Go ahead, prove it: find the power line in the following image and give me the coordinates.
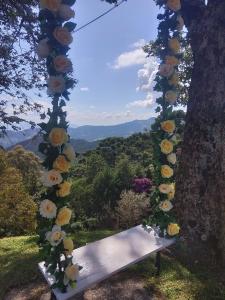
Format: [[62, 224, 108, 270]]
[[74, 0, 127, 33]]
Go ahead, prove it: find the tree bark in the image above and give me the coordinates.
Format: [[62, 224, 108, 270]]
[[176, 2, 225, 263]]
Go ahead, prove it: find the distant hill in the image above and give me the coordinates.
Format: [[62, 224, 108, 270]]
[[68, 118, 154, 142], [0, 118, 154, 151], [9, 135, 99, 154], [0, 128, 39, 149]]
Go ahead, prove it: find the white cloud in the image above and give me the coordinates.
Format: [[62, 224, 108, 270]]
[[136, 57, 159, 93], [80, 87, 89, 92], [127, 94, 154, 108], [110, 39, 147, 69]]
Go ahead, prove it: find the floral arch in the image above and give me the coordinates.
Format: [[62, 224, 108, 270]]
[[37, 0, 181, 293]]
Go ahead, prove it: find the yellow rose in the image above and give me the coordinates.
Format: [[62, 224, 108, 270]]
[[46, 225, 65, 246], [159, 184, 172, 194], [59, 4, 75, 21], [160, 139, 173, 154], [166, 0, 181, 12], [53, 155, 71, 173], [63, 238, 74, 255], [40, 0, 61, 12], [168, 73, 179, 86], [161, 120, 175, 134], [165, 90, 177, 104], [65, 264, 79, 281], [57, 181, 71, 197], [159, 200, 173, 212], [167, 223, 180, 236], [161, 165, 174, 178], [55, 207, 72, 226], [165, 56, 180, 66], [177, 15, 184, 31], [168, 38, 181, 54], [53, 55, 72, 73], [53, 27, 73, 46], [49, 128, 68, 147], [63, 143, 76, 161]]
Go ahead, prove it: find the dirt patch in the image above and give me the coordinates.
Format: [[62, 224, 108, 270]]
[[4, 272, 158, 300]]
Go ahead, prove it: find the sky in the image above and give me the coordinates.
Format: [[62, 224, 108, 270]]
[[37, 0, 161, 127]]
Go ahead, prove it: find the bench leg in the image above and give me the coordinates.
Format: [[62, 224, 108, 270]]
[[155, 251, 161, 276], [50, 291, 56, 300]]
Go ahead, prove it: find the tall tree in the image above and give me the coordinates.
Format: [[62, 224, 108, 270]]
[[173, 0, 225, 262], [0, 0, 44, 133]]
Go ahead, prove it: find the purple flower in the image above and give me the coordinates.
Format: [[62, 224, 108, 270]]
[[133, 177, 152, 193]]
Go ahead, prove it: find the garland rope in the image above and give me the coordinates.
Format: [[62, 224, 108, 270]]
[[37, 0, 81, 292], [145, 0, 183, 237]]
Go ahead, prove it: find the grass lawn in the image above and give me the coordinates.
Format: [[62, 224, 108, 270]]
[[0, 230, 225, 300]]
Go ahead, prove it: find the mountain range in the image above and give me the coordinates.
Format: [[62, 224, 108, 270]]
[[0, 118, 154, 153]]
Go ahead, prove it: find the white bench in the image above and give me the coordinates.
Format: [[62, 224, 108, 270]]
[[39, 225, 175, 300]]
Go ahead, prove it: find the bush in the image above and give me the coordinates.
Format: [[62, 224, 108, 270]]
[[0, 166, 37, 236], [116, 190, 150, 229]]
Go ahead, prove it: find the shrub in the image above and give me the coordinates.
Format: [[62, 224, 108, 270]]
[[133, 177, 152, 193], [0, 166, 37, 236], [116, 190, 150, 228]]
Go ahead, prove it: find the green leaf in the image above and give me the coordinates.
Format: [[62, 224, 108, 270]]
[[64, 22, 77, 32], [62, 0, 76, 6]]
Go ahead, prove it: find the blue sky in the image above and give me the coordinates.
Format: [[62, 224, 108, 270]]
[[41, 0, 160, 126]]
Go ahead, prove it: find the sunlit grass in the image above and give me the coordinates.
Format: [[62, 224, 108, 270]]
[[0, 231, 224, 299]]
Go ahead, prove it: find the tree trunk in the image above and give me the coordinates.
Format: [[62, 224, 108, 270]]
[[176, 3, 225, 263]]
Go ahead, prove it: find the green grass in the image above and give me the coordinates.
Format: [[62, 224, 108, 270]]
[[0, 230, 225, 300]]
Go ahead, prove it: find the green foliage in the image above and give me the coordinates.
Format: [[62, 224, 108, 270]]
[[6, 145, 42, 196], [0, 149, 37, 236], [85, 153, 106, 183]]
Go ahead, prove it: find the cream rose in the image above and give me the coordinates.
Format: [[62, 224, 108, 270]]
[[53, 55, 72, 73], [165, 90, 177, 104], [49, 127, 68, 147], [64, 264, 79, 285], [47, 76, 65, 95], [53, 26, 73, 46], [159, 200, 173, 212], [37, 38, 50, 58], [167, 153, 177, 165], [41, 169, 63, 187], [159, 64, 174, 78], [59, 4, 75, 21], [46, 225, 65, 246], [39, 199, 57, 219], [159, 184, 173, 194], [63, 143, 76, 161]]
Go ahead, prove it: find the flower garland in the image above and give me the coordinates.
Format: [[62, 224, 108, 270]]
[[145, 0, 183, 237], [37, 0, 81, 292]]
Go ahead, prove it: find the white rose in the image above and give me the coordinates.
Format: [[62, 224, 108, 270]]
[[37, 38, 50, 58], [167, 153, 177, 165], [159, 200, 173, 212], [46, 225, 66, 246], [47, 75, 66, 95], [41, 169, 63, 187], [39, 199, 57, 219], [59, 4, 75, 21]]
